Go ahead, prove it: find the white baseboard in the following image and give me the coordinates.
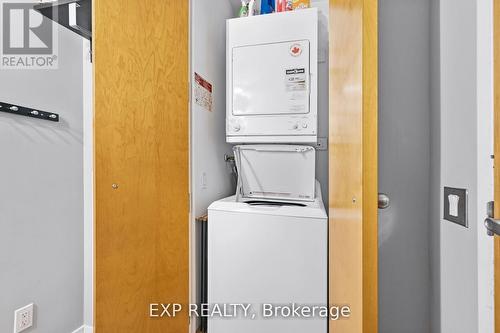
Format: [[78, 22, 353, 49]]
[[71, 325, 93, 333]]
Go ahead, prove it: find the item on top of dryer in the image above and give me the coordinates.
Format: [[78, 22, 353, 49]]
[[234, 144, 316, 203], [276, 0, 292, 11], [248, 0, 256, 16], [239, 0, 249, 17], [207, 181, 327, 333], [248, 0, 261, 16], [275, 0, 284, 11], [260, 0, 275, 14], [226, 8, 318, 143], [292, 0, 310, 9]]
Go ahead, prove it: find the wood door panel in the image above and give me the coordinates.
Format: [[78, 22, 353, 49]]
[[329, 1, 377, 332], [362, 1, 378, 331], [94, 1, 189, 332]]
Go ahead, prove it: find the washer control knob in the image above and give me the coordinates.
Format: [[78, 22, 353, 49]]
[[302, 123, 308, 128], [233, 124, 241, 132]]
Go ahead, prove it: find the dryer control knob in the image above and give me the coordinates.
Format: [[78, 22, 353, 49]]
[[233, 124, 241, 132], [302, 123, 308, 128]]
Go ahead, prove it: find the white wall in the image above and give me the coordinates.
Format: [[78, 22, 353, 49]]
[[439, 1, 478, 331], [190, 1, 236, 331], [0, 18, 85, 333], [82, 39, 93, 332], [378, 1, 431, 332], [476, 1, 494, 331], [438, 1, 494, 332]]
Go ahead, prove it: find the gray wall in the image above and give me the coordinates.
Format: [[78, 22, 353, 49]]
[[429, 0, 441, 332], [378, 1, 431, 332], [311, 0, 329, 203], [0, 24, 84, 333]]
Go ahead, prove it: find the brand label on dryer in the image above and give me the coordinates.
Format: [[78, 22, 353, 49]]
[[286, 68, 306, 75]]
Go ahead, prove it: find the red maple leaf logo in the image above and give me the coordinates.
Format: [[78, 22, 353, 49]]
[[292, 46, 300, 54]]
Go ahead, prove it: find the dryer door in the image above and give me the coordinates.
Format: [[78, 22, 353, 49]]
[[232, 39, 310, 116]]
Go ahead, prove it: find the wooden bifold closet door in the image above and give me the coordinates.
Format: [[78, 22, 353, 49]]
[[93, 1, 189, 332], [329, 0, 378, 332]]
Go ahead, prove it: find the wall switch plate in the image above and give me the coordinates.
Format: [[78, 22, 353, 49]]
[[14, 303, 34, 333], [315, 137, 328, 151], [201, 172, 208, 189], [443, 187, 468, 227]]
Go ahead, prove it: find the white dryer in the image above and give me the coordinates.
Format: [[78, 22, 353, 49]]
[[226, 8, 318, 143], [207, 182, 327, 333]]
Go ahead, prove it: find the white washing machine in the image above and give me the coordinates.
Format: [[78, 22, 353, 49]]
[[207, 182, 327, 333]]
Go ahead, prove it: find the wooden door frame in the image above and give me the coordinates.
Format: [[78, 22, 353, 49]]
[[329, 1, 378, 332]]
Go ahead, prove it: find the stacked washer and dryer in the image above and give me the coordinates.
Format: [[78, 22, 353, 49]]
[[207, 8, 327, 333]]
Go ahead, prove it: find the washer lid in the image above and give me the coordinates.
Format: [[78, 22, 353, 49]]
[[208, 181, 327, 220]]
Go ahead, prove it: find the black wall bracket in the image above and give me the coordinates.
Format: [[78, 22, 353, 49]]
[[0, 101, 60, 122], [34, 0, 92, 40]]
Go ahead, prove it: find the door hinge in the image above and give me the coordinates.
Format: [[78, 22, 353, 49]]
[[189, 192, 192, 213], [487, 201, 495, 218]]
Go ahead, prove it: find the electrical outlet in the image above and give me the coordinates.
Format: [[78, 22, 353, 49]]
[[14, 303, 33, 333], [315, 137, 328, 151]]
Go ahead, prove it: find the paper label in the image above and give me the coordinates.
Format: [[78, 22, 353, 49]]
[[194, 72, 213, 112], [285, 69, 307, 92], [285, 68, 307, 113]]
